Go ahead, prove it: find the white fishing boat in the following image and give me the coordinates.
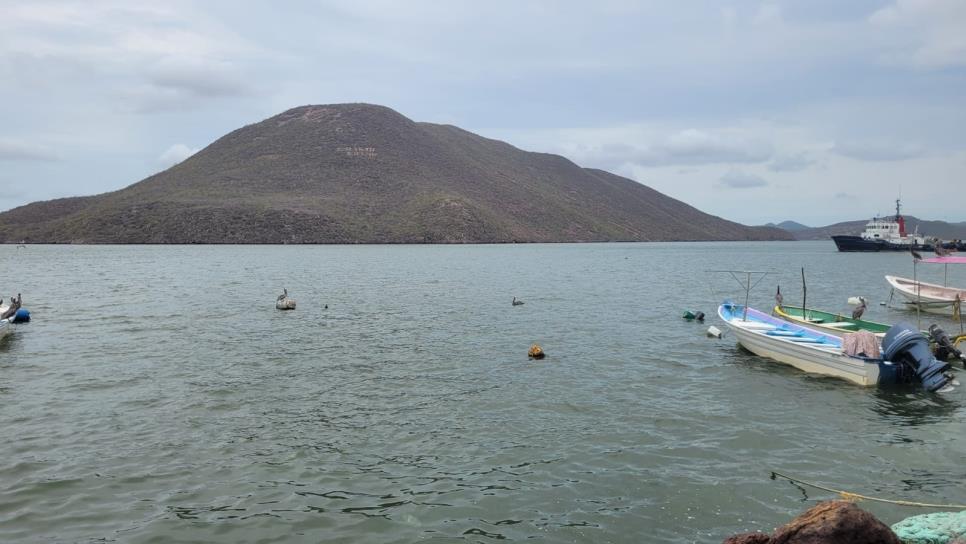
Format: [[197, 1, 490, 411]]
[[886, 256, 966, 317], [0, 318, 9, 340], [717, 302, 952, 391]]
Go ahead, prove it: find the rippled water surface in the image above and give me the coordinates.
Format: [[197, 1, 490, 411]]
[[2, 242, 965, 543]]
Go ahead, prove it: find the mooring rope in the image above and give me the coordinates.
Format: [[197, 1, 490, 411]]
[[770, 471, 966, 509]]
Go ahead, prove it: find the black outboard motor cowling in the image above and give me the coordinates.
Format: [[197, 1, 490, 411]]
[[929, 324, 965, 363], [882, 322, 952, 392]]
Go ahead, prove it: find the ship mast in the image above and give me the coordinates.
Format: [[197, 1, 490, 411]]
[[895, 198, 906, 237]]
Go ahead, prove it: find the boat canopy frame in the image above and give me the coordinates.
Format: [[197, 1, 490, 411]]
[[708, 270, 777, 321]]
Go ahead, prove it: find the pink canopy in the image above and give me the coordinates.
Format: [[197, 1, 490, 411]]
[[921, 256, 966, 264]]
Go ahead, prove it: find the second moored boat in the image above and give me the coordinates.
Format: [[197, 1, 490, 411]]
[[773, 304, 890, 338]]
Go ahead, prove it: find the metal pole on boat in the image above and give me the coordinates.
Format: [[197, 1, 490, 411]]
[[957, 294, 963, 334], [801, 267, 807, 322], [915, 257, 921, 331], [743, 272, 750, 321], [958, 294, 963, 335]]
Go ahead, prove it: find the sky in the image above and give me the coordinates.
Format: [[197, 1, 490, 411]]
[[1, 0, 964, 226]]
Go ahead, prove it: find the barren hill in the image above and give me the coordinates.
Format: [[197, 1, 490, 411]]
[[0, 104, 792, 244]]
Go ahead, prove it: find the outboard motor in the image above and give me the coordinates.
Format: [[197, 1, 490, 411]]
[[929, 324, 965, 363], [882, 322, 952, 392]]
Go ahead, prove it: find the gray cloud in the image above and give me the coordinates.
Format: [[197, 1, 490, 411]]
[[148, 58, 253, 98], [0, 140, 57, 161], [870, 0, 966, 68], [0, 185, 25, 199], [653, 129, 773, 165], [123, 59, 258, 113], [159, 143, 199, 168], [719, 170, 768, 188], [579, 129, 773, 168], [1, 4, 259, 114], [768, 152, 815, 172], [831, 141, 927, 161]]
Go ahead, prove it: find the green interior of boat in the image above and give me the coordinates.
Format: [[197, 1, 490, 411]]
[[775, 305, 890, 333]]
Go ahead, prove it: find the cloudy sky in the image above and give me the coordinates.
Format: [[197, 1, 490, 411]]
[[1, 0, 964, 226]]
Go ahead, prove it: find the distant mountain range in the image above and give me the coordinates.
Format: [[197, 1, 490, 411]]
[[764, 220, 810, 232], [0, 103, 792, 244], [770, 217, 966, 241]]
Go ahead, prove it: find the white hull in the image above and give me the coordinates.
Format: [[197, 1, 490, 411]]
[[0, 319, 9, 340], [719, 306, 882, 386], [886, 275, 965, 316]]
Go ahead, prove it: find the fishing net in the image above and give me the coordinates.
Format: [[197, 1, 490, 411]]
[[891, 511, 966, 544]]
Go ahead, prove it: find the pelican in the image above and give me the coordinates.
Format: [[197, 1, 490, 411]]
[[911, 249, 923, 261], [276, 288, 296, 310], [934, 238, 949, 257], [775, 285, 783, 307], [0, 294, 21, 320], [512, 297, 524, 306], [852, 297, 867, 320]]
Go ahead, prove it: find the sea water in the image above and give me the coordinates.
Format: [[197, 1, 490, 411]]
[[1, 241, 964, 543]]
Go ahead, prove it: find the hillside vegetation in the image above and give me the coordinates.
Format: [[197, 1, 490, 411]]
[[0, 104, 792, 244]]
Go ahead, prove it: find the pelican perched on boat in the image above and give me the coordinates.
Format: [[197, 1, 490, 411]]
[[0, 294, 21, 321], [852, 297, 867, 320]]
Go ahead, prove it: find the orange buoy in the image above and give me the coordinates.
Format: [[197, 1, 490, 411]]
[[528, 344, 545, 359]]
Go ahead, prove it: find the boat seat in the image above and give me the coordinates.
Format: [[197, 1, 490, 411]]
[[823, 322, 857, 329], [766, 330, 803, 337], [738, 322, 776, 330], [786, 337, 826, 344]]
